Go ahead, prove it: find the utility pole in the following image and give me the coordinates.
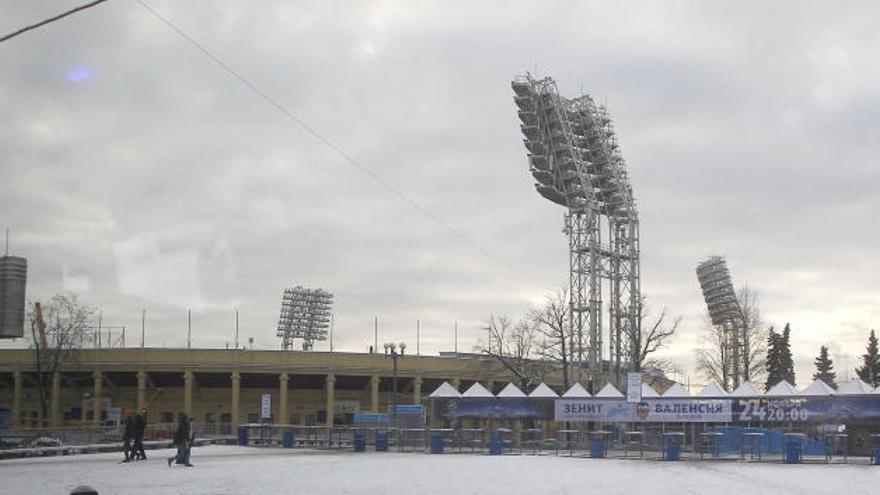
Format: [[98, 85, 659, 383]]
[[187, 309, 192, 349]]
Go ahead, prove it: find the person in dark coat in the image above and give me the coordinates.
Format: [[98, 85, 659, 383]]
[[133, 408, 148, 460], [121, 410, 134, 462], [168, 414, 193, 467]]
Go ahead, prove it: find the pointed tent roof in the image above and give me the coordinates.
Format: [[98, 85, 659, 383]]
[[662, 383, 691, 398], [497, 383, 526, 398], [562, 383, 591, 398], [696, 383, 728, 397], [640, 383, 659, 398], [595, 383, 624, 398], [529, 383, 559, 398], [429, 381, 461, 398], [874, 386, 880, 394], [462, 382, 494, 398], [731, 382, 763, 397], [766, 380, 798, 396], [837, 379, 874, 395], [800, 379, 835, 396]]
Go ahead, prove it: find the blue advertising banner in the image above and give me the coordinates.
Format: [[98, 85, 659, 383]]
[[555, 399, 731, 423], [431, 396, 880, 424], [732, 397, 880, 423]]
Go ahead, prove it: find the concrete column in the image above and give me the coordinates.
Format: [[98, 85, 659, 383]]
[[230, 371, 241, 426], [92, 370, 103, 422], [136, 370, 147, 410], [12, 369, 22, 427], [50, 371, 61, 426], [325, 373, 336, 427], [279, 372, 289, 424], [183, 370, 194, 418], [412, 376, 423, 404], [370, 374, 380, 412], [486, 380, 495, 395], [452, 378, 461, 391]]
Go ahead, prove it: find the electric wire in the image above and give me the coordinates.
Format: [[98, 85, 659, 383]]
[[0, 0, 111, 44]]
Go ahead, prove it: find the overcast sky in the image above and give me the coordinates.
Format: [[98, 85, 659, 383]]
[[2, 0, 878, 387]]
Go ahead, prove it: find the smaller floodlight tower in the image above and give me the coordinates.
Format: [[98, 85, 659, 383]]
[[276, 286, 334, 351], [696, 256, 746, 389]]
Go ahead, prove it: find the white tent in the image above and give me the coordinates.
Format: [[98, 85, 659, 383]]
[[766, 380, 798, 396], [874, 386, 880, 394], [562, 383, 591, 398], [800, 379, 835, 396], [662, 383, 691, 398], [641, 383, 659, 398], [462, 382, 495, 398], [731, 382, 763, 397], [595, 383, 624, 398], [497, 383, 526, 398], [836, 379, 874, 395], [428, 381, 461, 398], [529, 383, 559, 398], [696, 383, 728, 397]]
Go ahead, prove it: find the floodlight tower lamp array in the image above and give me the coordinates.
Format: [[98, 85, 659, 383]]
[[512, 74, 641, 389]]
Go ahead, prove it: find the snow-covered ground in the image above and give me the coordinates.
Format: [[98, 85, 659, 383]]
[[2, 445, 878, 495]]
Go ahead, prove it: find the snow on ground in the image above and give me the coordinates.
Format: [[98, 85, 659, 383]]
[[1, 445, 878, 495]]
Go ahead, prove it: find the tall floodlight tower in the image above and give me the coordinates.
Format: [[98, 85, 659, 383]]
[[511, 74, 640, 388], [696, 256, 745, 390], [276, 286, 334, 351]]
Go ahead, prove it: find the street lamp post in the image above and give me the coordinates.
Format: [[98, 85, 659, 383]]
[[384, 342, 406, 425]]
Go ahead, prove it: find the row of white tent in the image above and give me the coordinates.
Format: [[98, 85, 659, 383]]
[[428, 378, 880, 399]]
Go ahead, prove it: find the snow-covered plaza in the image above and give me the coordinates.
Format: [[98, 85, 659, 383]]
[[2, 445, 879, 495]]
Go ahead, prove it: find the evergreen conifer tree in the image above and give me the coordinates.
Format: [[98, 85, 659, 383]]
[[780, 323, 795, 386], [812, 345, 836, 389], [855, 329, 880, 387], [764, 326, 781, 391]]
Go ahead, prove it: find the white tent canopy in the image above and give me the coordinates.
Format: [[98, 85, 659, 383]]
[[529, 383, 559, 398], [428, 381, 461, 398], [662, 383, 691, 398], [766, 380, 798, 396], [640, 383, 659, 398], [497, 383, 526, 398], [696, 383, 728, 397], [731, 382, 763, 397], [800, 379, 835, 396], [836, 379, 874, 395], [595, 383, 624, 398], [562, 383, 591, 398], [461, 382, 495, 398]]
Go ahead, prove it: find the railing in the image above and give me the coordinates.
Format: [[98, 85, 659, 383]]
[[0, 422, 234, 451]]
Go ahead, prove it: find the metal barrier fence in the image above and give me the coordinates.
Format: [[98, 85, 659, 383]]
[[235, 423, 879, 464], [0, 422, 233, 451]]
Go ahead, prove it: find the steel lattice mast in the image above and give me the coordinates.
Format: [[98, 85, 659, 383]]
[[276, 286, 334, 351], [511, 74, 641, 388]]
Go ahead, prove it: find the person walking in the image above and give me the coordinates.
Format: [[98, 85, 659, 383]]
[[133, 408, 148, 460], [121, 410, 134, 463], [168, 414, 194, 467]]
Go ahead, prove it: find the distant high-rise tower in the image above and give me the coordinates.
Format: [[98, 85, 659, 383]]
[[0, 255, 27, 339]]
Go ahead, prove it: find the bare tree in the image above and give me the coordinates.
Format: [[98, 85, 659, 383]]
[[696, 315, 730, 389], [528, 290, 572, 390], [29, 293, 94, 422], [738, 286, 767, 383], [477, 315, 547, 391], [630, 297, 681, 373], [695, 286, 767, 391]]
